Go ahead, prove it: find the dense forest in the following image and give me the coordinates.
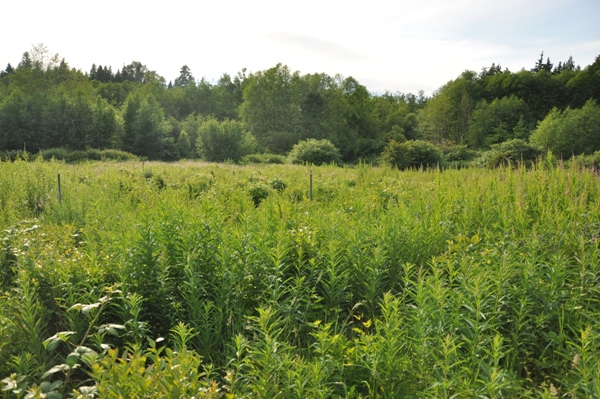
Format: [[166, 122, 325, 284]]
[[1, 44, 599, 164]]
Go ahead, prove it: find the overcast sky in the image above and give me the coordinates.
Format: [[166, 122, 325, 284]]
[[1, 0, 599, 96]]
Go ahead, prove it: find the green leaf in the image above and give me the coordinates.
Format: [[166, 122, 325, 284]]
[[44, 339, 60, 352], [49, 381, 63, 391], [68, 303, 84, 312], [43, 332, 76, 351], [47, 391, 63, 399], [96, 324, 125, 336], [66, 353, 79, 368], [42, 364, 70, 379], [66, 346, 97, 367], [40, 380, 62, 392]]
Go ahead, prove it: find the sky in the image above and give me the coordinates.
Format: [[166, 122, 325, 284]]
[[1, 0, 599, 96]]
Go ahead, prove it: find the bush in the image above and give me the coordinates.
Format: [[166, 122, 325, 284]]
[[100, 149, 139, 162], [381, 140, 442, 170], [287, 139, 342, 166], [39, 148, 69, 161], [269, 178, 287, 192], [440, 144, 479, 162], [248, 184, 269, 207], [66, 149, 102, 163], [36, 148, 138, 163], [241, 153, 286, 164], [529, 99, 600, 158], [478, 139, 542, 168]]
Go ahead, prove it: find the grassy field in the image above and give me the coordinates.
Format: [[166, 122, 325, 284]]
[[0, 159, 599, 398]]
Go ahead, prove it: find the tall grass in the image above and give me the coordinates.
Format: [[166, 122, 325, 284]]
[[0, 159, 599, 397]]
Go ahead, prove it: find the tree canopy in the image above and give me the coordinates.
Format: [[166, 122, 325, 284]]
[[1, 45, 599, 163]]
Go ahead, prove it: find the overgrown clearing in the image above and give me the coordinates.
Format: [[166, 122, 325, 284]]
[[1, 160, 599, 398]]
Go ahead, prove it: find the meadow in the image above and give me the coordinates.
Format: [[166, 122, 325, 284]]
[[0, 159, 599, 398]]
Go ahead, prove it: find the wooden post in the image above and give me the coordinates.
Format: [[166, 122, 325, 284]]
[[57, 174, 62, 203], [309, 169, 313, 201]]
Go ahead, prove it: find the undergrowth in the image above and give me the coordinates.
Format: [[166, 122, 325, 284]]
[[0, 159, 599, 398]]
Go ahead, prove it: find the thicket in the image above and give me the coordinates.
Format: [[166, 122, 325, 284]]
[[0, 160, 599, 398]]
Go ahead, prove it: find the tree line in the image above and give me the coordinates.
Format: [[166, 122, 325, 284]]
[[1, 44, 599, 163]]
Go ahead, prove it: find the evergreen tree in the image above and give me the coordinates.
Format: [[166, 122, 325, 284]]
[[564, 56, 576, 71], [0, 63, 14, 78], [17, 52, 32, 70], [89, 64, 97, 80], [543, 57, 553, 72], [532, 52, 545, 73], [174, 65, 194, 87], [97, 65, 105, 81]]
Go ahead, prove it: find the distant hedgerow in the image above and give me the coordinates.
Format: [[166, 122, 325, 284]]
[[241, 153, 286, 164]]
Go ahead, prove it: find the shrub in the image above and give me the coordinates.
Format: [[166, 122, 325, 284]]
[[66, 149, 102, 163], [440, 144, 479, 162], [381, 139, 442, 170], [241, 153, 286, 164], [34, 148, 138, 163], [478, 139, 542, 168], [287, 139, 342, 166], [248, 184, 269, 206], [39, 148, 69, 161], [100, 149, 139, 162], [269, 178, 287, 192]]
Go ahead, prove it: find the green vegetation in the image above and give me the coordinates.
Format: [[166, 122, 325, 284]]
[[1, 159, 599, 398], [195, 118, 256, 163], [530, 99, 600, 158], [2, 45, 600, 165], [381, 139, 443, 170], [287, 138, 342, 165], [478, 139, 543, 168]]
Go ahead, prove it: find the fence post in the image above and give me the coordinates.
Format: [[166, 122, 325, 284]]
[[57, 174, 62, 203], [309, 169, 313, 201]]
